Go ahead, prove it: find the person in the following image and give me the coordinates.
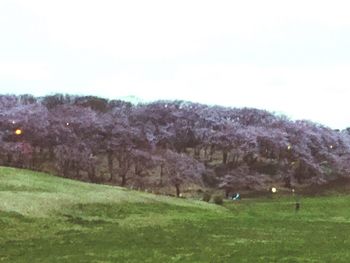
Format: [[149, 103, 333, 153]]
[[232, 193, 240, 200], [295, 195, 300, 212]]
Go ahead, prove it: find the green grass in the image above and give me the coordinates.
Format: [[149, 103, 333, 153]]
[[1, 167, 350, 262]]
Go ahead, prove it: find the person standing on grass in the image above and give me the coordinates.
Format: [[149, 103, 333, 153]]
[[293, 190, 300, 212]]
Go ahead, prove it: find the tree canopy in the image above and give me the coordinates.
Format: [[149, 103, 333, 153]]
[[1, 94, 350, 196]]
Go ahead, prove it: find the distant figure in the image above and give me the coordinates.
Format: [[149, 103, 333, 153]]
[[295, 195, 300, 212], [232, 193, 240, 200]]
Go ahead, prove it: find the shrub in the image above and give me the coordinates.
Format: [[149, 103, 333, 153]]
[[202, 192, 211, 202], [213, 195, 223, 205]]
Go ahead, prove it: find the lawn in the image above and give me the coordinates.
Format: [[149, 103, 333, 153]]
[[1, 166, 350, 262]]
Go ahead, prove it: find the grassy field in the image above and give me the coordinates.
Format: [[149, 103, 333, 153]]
[[1, 167, 350, 262]]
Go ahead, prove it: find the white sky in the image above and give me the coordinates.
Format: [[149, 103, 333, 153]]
[[1, 0, 350, 129]]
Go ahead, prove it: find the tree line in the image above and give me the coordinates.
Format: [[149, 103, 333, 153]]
[[1, 94, 350, 196]]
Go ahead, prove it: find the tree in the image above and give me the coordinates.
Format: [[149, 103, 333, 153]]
[[1, 94, 350, 194], [54, 143, 98, 182], [161, 150, 205, 197], [218, 165, 266, 197]]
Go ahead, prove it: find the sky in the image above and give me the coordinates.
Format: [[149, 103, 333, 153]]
[[1, 0, 350, 129]]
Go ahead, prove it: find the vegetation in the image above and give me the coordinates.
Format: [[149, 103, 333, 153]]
[[1, 94, 350, 196], [202, 192, 211, 202], [2, 167, 350, 262], [213, 194, 224, 205]]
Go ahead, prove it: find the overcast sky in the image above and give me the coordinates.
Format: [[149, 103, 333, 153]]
[[1, 0, 350, 129]]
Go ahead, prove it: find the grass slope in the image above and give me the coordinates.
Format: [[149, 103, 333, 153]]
[[1, 167, 350, 262]]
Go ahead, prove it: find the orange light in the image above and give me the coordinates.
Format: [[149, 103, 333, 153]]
[[15, 129, 22, 135]]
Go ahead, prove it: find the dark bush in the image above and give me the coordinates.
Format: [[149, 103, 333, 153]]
[[213, 195, 223, 205], [202, 192, 211, 202]]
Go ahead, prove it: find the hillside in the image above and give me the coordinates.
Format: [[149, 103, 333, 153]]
[[1, 94, 350, 196], [2, 167, 350, 262], [0, 166, 220, 217]]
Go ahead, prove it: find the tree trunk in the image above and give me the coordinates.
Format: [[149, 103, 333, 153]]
[[87, 159, 97, 182], [209, 145, 215, 161], [284, 175, 291, 188], [118, 152, 131, 187], [222, 150, 228, 164], [75, 168, 80, 179], [121, 174, 127, 186], [135, 162, 142, 177], [39, 147, 44, 161], [49, 147, 55, 161], [6, 153, 12, 164], [88, 169, 96, 182], [159, 164, 164, 186], [32, 147, 38, 168], [63, 162, 69, 177], [175, 184, 180, 197], [225, 188, 230, 198], [107, 151, 114, 181], [194, 147, 200, 159]]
